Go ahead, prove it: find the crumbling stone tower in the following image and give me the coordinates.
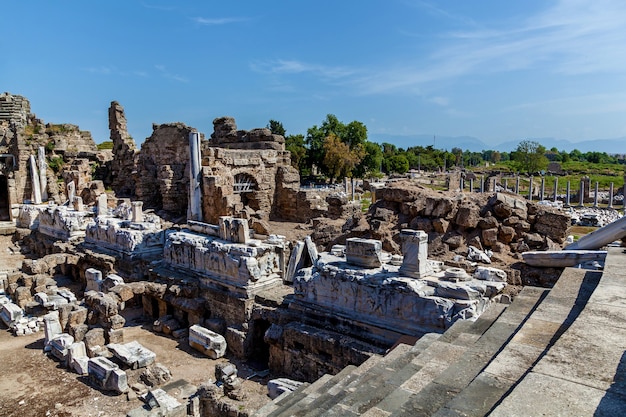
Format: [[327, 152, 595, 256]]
[[108, 101, 137, 197], [200, 116, 300, 223]]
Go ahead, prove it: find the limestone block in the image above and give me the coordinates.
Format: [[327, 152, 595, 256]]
[[108, 341, 156, 369], [140, 363, 172, 388], [69, 323, 89, 342], [1, 302, 23, 327], [108, 314, 126, 330], [88, 356, 128, 393], [68, 341, 87, 370], [435, 282, 482, 300], [71, 356, 89, 375], [345, 238, 383, 268], [49, 333, 75, 363], [474, 266, 507, 282], [14, 286, 33, 308], [102, 274, 124, 293], [268, 378, 305, 399], [67, 306, 88, 328], [85, 268, 103, 292], [106, 328, 125, 345], [43, 311, 62, 346], [84, 328, 106, 353], [189, 324, 227, 359], [145, 389, 182, 413]]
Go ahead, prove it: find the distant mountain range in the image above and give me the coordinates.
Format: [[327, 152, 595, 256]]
[[369, 133, 626, 154]]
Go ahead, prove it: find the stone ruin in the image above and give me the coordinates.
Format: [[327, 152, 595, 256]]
[[0, 93, 594, 416]]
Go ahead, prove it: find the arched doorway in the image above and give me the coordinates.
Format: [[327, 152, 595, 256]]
[[233, 173, 258, 209], [0, 175, 9, 221]]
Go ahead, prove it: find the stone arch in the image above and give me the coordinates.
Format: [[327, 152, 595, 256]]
[[233, 172, 259, 209]]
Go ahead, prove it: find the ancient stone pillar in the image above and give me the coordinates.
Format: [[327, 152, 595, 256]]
[[188, 130, 202, 221], [593, 182, 599, 207], [480, 176, 484, 193], [503, 178, 508, 192], [460, 177, 464, 192], [528, 176, 533, 201], [29, 155, 42, 204], [609, 183, 614, 208], [351, 178, 355, 201], [565, 181, 571, 207], [515, 176, 520, 194], [578, 181, 585, 207], [67, 181, 76, 205], [97, 193, 108, 217], [399, 229, 431, 279], [219, 216, 248, 244], [469, 178, 474, 193], [38, 146, 48, 202], [553, 177, 558, 202], [73, 196, 84, 212], [131, 201, 143, 222], [540, 177, 545, 201]]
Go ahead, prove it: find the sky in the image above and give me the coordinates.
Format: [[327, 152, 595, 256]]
[[2, 0, 626, 148]]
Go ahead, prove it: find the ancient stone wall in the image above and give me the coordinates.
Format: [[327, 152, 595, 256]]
[[135, 123, 194, 216], [200, 117, 301, 223], [362, 181, 571, 266], [108, 101, 137, 197]]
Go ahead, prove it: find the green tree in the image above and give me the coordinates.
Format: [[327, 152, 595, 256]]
[[383, 154, 409, 174], [512, 140, 549, 173], [355, 141, 383, 177], [267, 120, 286, 136], [322, 133, 366, 182], [306, 114, 369, 178], [285, 134, 308, 175]]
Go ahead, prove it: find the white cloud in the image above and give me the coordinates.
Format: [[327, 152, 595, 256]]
[[192, 16, 249, 25], [250, 59, 355, 80], [155, 65, 189, 83], [356, 0, 626, 93]]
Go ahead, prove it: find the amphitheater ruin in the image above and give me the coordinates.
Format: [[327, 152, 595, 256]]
[[1, 92, 625, 416]]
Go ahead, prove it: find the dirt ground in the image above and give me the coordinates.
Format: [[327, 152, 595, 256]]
[[0, 235, 272, 417]]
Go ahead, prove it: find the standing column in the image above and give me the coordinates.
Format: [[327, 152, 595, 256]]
[[609, 183, 614, 208], [38, 147, 48, 202], [578, 181, 585, 207], [469, 178, 474, 193], [515, 176, 520, 194], [480, 176, 484, 193], [460, 177, 464, 192], [540, 177, 545, 201], [528, 176, 533, 201], [553, 177, 559, 202], [131, 201, 144, 223], [398, 230, 431, 279], [593, 182, 599, 207], [504, 178, 508, 192], [29, 155, 42, 204], [351, 178, 355, 201], [188, 130, 203, 221], [565, 181, 571, 207]]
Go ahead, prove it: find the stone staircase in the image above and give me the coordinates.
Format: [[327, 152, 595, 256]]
[[254, 254, 626, 417]]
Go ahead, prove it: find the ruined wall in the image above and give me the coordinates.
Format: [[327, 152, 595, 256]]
[[108, 101, 137, 197], [363, 181, 571, 263], [135, 123, 194, 216], [200, 117, 301, 223]]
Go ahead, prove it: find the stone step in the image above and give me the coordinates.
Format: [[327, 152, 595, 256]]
[[328, 302, 508, 417], [313, 334, 446, 417], [435, 268, 602, 417], [253, 381, 314, 417], [386, 286, 548, 417], [265, 365, 359, 417]]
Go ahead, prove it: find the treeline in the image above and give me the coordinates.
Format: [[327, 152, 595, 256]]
[[273, 116, 626, 180]]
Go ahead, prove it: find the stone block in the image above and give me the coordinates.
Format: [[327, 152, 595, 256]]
[[106, 328, 125, 344], [108, 341, 156, 369], [85, 268, 103, 292], [69, 323, 89, 342], [49, 333, 75, 364], [268, 378, 305, 399], [345, 238, 383, 268], [84, 328, 106, 352], [43, 310, 62, 346], [189, 324, 227, 359], [1, 302, 23, 327], [88, 356, 127, 393], [71, 356, 89, 375]]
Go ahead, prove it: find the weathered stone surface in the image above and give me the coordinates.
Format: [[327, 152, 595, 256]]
[[108, 341, 156, 369], [189, 324, 227, 359], [140, 363, 172, 387]]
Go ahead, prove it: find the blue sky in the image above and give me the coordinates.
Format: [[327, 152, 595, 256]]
[[2, 0, 626, 148]]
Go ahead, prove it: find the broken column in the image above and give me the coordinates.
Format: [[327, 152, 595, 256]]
[[85, 268, 103, 292], [218, 216, 248, 244], [29, 154, 42, 204], [131, 201, 143, 223], [189, 325, 227, 359], [188, 130, 202, 221], [38, 146, 48, 202], [97, 193, 108, 217], [73, 196, 84, 212], [398, 229, 431, 279], [67, 181, 76, 205]]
